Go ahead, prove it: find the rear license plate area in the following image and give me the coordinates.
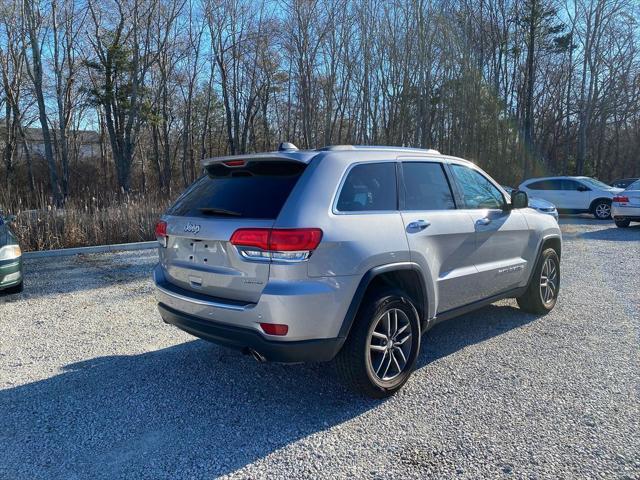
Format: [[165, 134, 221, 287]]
[[187, 240, 225, 266]]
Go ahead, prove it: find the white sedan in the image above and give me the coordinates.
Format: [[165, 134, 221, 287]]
[[612, 180, 640, 228]]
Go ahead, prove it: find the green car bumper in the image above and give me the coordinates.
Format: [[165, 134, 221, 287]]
[[0, 257, 23, 289]]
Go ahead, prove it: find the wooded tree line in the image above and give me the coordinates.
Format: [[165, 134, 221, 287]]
[[1, 0, 639, 207]]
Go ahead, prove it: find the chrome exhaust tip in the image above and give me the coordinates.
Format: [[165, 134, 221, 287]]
[[245, 348, 266, 363]]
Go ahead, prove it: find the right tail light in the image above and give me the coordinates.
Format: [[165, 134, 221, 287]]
[[230, 228, 323, 262]]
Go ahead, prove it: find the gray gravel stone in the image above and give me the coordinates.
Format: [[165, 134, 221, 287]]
[[0, 217, 638, 479]]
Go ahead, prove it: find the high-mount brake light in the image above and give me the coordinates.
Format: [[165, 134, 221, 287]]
[[613, 196, 629, 203], [223, 160, 246, 167], [230, 228, 323, 262], [155, 220, 168, 247]]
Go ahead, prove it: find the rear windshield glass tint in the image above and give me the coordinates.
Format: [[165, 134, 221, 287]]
[[402, 162, 456, 210], [167, 161, 306, 219], [626, 180, 640, 190], [336, 162, 397, 211]]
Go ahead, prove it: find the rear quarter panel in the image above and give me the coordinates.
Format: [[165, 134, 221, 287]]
[[275, 151, 411, 278]]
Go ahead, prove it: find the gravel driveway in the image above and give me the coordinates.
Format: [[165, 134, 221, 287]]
[[1, 218, 638, 479]]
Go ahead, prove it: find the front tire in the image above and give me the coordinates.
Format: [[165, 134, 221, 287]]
[[615, 218, 631, 228], [592, 200, 612, 220], [336, 288, 421, 398], [517, 248, 560, 314]]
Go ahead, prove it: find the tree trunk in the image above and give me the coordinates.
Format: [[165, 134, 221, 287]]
[[523, 0, 538, 179], [24, 0, 62, 205]]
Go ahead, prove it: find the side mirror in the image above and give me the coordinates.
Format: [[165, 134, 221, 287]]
[[577, 185, 590, 192], [511, 190, 528, 209]]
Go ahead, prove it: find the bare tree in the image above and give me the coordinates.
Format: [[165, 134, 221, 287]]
[[3, 0, 640, 209], [86, 0, 160, 192], [51, 0, 86, 199], [0, 4, 29, 189], [179, 0, 205, 185], [23, 0, 63, 205]]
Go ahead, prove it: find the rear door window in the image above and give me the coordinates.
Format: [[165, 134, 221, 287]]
[[336, 162, 397, 212], [167, 161, 306, 219], [561, 179, 584, 190], [401, 162, 456, 210]]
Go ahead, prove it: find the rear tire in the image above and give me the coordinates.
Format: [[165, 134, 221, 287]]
[[592, 200, 612, 220], [335, 288, 421, 398], [517, 248, 560, 315], [4, 281, 23, 294], [614, 218, 631, 228]]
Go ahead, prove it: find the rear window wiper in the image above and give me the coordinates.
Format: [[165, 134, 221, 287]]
[[198, 207, 242, 217]]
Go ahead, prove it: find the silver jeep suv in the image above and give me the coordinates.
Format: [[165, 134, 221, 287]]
[[154, 145, 562, 397]]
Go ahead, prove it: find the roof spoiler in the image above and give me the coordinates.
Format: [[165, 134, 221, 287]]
[[201, 152, 311, 168], [202, 143, 313, 168]]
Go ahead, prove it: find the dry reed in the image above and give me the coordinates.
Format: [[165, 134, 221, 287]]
[[0, 187, 170, 252]]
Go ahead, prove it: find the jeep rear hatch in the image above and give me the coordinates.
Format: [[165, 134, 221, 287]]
[[159, 157, 309, 303], [170, 157, 310, 219]]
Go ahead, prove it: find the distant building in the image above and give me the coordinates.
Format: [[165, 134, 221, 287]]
[[0, 126, 101, 162]]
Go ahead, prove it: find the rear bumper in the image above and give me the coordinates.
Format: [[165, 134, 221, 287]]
[[158, 303, 344, 362], [0, 258, 23, 289], [612, 204, 640, 220], [154, 264, 359, 361]]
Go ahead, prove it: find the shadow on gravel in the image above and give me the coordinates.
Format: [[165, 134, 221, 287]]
[[0, 303, 540, 479], [419, 304, 539, 366], [0, 340, 372, 479], [578, 225, 640, 241]]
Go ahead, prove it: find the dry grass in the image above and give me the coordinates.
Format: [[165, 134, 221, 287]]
[[1, 187, 170, 252]]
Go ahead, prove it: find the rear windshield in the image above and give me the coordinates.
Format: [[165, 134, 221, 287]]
[[580, 177, 611, 189], [167, 161, 306, 219]]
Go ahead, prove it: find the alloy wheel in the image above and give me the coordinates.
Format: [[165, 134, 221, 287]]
[[595, 203, 611, 219], [539, 257, 558, 305], [367, 308, 413, 382]]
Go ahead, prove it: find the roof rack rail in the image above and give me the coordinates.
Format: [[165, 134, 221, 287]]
[[317, 145, 355, 151], [319, 145, 441, 154]]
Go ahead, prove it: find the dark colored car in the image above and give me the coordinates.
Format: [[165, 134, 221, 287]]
[[0, 213, 23, 294], [611, 178, 639, 189]]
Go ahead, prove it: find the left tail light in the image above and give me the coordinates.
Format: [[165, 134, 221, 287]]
[[230, 228, 323, 262], [613, 196, 629, 203], [155, 220, 168, 247]]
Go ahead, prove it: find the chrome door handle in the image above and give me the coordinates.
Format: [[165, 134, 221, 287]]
[[407, 220, 431, 231], [475, 217, 491, 226]]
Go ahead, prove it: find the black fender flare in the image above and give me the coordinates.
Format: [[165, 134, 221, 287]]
[[337, 262, 428, 339], [526, 234, 562, 287]]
